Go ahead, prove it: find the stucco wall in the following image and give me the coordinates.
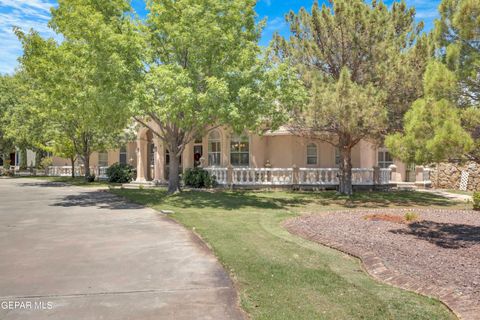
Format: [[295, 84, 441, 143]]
[[50, 141, 136, 168]]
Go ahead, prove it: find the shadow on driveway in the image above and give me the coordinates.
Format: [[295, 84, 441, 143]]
[[50, 192, 145, 210]]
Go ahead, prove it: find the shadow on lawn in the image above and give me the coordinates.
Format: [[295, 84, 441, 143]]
[[111, 189, 459, 212], [284, 190, 458, 209], [342, 191, 457, 208], [130, 189, 308, 210], [391, 220, 480, 249]]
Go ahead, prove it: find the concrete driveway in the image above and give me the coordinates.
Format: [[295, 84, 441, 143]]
[[0, 178, 244, 320]]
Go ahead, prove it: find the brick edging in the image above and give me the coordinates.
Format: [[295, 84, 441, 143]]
[[284, 210, 480, 320]]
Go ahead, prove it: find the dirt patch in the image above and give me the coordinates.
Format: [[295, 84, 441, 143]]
[[363, 213, 417, 224], [285, 208, 480, 320]]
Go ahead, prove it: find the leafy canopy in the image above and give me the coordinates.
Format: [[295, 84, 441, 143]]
[[133, 0, 303, 139], [387, 0, 480, 164], [15, 0, 143, 173]]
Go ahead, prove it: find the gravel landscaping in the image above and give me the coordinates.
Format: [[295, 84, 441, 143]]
[[284, 208, 480, 320]]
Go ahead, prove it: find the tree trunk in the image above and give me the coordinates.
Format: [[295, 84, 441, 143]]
[[83, 151, 91, 179], [35, 149, 46, 168], [19, 148, 28, 170], [338, 144, 353, 196], [70, 156, 76, 179], [168, 153, 181, 194], [2, 152, 8, 169]]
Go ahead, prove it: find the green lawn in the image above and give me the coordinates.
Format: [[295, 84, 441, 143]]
[[111, 189, 466, 320]]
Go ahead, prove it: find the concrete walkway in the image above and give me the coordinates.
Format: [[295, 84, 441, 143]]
[[0, 178, 244, 320], [418, 188, 473, 202]]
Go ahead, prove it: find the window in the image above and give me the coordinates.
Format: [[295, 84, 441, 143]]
[[119, 146, 127, 165], [306, 143, 318, 165], [98, 152, 108, 167], [149, 143, 155, 167], [230, 134, 249, 166], [378, 148, 394, 168], [208, 130, 221, 166]]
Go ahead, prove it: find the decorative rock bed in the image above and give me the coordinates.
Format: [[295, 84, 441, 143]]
[[284, 208, 480, 320]]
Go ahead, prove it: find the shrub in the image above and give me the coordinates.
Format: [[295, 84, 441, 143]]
[[473, 192, 480, 211], [85, 174, 96, 183], [183, 167, 216, 189], [39, 157, 53, 169], [404, 212, 419, 222], [106, 163, 134, 183], [3, 159, 11, 170]]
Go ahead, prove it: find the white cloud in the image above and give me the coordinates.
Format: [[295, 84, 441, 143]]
[[0, 0, 56, 74], [403, 0, 440, 27], [263, 0, 272, 6], [265, 16, 287, 32]]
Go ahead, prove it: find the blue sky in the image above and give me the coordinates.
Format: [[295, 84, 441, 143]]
[[0, 0, 441, 74]]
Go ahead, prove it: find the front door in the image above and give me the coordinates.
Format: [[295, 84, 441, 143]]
[[193, 145, 203, 167]]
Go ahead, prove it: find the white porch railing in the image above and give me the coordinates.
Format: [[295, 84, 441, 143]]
[[208, 167, 392, 187], [380, 168, 391, 185], [232, 168, 293, 185], [299, 168, 339, 185], [205, 167, 228, 185], [45, 166, 109, 179], [47, 166, 82, 177], [98, 167, 108, 179], [352, 168, 374, 185], [423, 167, 432, 184]]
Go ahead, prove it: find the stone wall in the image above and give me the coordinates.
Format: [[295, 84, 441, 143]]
[[431, 162, 480, 191]]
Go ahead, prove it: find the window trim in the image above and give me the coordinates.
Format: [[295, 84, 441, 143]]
[[119, 146, 127, 165], [98, 152, 109, 167], [306, 143, 318, 166], [377, 148, 394, 169], [208, 130, 222, 167], [230, 134, 250, 167]]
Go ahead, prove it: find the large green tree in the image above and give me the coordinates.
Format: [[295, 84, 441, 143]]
[[16, 0, 143, 179], [273, 0, 428, 195], [386, 0, 480, 164], [133, 0, 304, 193], [0, 75, 16, 168]]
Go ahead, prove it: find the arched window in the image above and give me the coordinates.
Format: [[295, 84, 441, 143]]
[[230, 134, 249, 167], [306, 143, 318, 165], [208, 130, 221, 166]]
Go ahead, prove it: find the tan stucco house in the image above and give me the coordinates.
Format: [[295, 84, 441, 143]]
[[48, 122, 429, 187]]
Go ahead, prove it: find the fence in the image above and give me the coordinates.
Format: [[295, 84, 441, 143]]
[[206, 167, 392, 187]]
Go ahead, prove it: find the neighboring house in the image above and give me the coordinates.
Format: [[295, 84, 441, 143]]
[[1, 148, 36, 169]]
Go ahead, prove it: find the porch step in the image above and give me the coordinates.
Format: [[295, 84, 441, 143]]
[[395, 182, 418, 191]]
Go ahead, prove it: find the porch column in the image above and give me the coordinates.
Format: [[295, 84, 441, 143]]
[[136, 138, 148, 182], [183, 141, 194, 170], [153, 137, 165, 182]]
